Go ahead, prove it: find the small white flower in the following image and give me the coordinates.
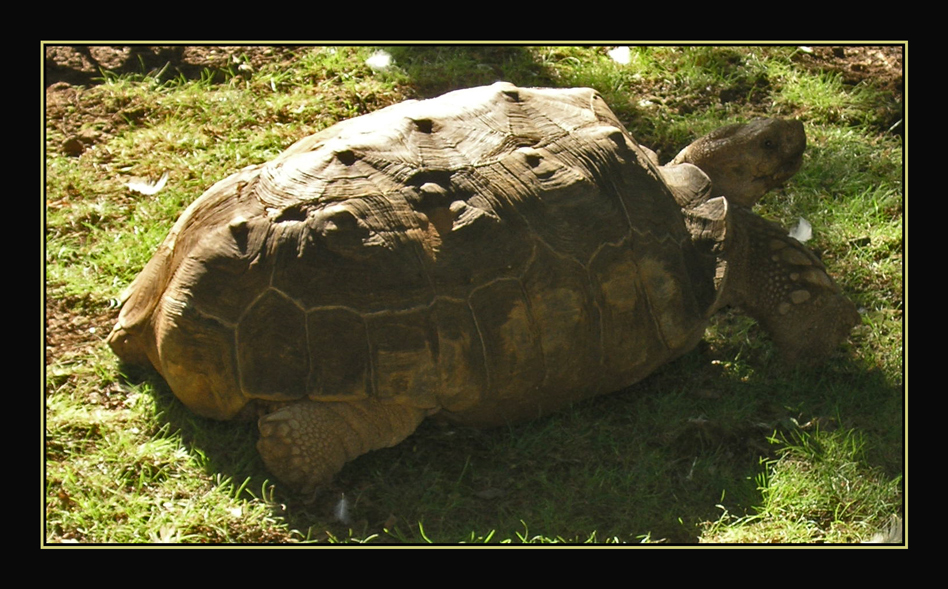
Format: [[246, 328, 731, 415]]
[[126, 172, 169, 196], [333, 493, 351, 524], [366, 50, 393, 71], [608, 46, 632, 65], [789, 217, 812, 243]]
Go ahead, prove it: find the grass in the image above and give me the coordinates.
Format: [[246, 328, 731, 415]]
[[44, 43, 904, 545], [701, 427, 903, 543]]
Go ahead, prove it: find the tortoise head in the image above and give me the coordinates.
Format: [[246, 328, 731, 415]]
[[672, 118, 806, 208]]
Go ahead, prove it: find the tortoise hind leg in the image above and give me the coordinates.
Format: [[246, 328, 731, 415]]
[[257, 398, 427, 492]]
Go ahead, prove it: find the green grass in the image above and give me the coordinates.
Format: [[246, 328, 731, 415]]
[[44, 44, 904, 545], [701, 427, 903, 543]]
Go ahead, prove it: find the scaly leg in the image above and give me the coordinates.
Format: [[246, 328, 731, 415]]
[[257, 398, 428, 492]]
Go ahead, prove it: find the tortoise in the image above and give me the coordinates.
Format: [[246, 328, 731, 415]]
[[107, 82, 859, 492]]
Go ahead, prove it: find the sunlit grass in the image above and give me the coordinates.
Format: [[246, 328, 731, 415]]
[[701, 427, 903, 543], [45, 44, 903, 544]]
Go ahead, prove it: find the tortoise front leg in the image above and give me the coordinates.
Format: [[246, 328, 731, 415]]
[[257, 398, 428, 492], [724, 205, 860, 363]]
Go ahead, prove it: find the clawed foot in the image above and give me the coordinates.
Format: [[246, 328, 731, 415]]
[[256, 398, 427, 492]]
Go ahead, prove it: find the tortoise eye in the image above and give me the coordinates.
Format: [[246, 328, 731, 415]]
[[764, 139, 776, 149]]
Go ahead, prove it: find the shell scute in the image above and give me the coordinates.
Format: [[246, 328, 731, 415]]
[[111, 82, 710, 423]]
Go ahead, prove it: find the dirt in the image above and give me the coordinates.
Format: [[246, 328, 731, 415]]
[[44, 45, 303, 88], [44, 295, 113, 366], [43, 44, 905, 371], [793, 45, 903, 95]]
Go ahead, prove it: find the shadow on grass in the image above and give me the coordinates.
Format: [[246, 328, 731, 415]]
[[114, 330, 900, 545]]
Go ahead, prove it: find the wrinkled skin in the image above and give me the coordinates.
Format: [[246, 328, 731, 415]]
[[671, 118, 807, 207]]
